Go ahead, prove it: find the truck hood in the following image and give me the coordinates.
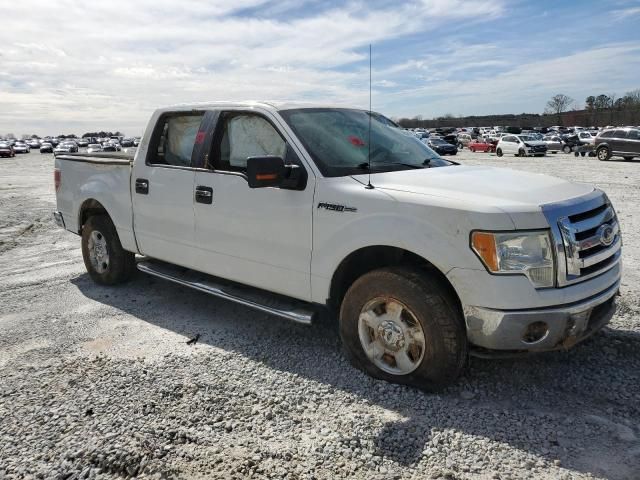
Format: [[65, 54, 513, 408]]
[[352, 165, 593, 211]]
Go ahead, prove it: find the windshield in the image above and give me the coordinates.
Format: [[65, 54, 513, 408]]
[[279, 108, 453, 177], [517, 135, 536, 142], [430, 138, 448, 145]]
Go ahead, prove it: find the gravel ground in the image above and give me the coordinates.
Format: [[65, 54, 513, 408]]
[[1, 149, 639, 480]]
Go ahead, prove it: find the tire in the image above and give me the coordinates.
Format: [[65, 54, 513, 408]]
[[496, 148, 503, 157], [339, 267, 467, 391], [470, 147, 475, 152], [597, 146, 611, 161], [623, 156, 633, 161], [457, 143, 463, 150], [518, 149, 526, 157], [81, 215, 135, 285], [563, 145, 571, 154]]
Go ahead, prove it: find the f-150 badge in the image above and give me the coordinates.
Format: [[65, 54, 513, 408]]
[[317, 202, 357, 213]]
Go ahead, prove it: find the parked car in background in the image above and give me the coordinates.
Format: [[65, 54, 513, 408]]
[[496, 135, 547, 157], [133, 137, 141, 146], [54, 142, 79, 155], [595, 128, 640, 161], [40, 142, 54, 154], [28, 139, 41, 149], [558, 135, 577, 153], [108, 141, 122, 151], [427, 137, 458, 155], [577, 131, 595, 145], [121, 138, 134, 147], [457, 133, 472, 149], [442, 133, 458, 146], [543, 135, 564, 153], [102, 144, 118, 152], [0, 142, 15, 157], [87, 144, 104, 153], [468, 139, 495, 152], [77, 139, 89, 147], [13, 142, 30, 154]]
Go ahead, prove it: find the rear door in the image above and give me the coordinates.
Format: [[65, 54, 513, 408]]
[[132, 111, 205, 269], [502, 136, 516, 154], [624, 129, 640, 155], [192, 109, 314, 300], [610, 130, 628, 153]]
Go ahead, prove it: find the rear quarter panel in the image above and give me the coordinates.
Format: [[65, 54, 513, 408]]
[[55, 158, 137, 252]]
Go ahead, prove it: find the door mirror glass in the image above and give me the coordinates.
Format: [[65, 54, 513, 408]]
[[246, 156, 285, 188]]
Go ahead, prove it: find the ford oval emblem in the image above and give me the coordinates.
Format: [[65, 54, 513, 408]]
[[597, 224, 615, 247]]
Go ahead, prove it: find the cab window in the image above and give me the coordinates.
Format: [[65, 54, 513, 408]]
[[213, 113, 286, 172], [149, 112, 204, 167]]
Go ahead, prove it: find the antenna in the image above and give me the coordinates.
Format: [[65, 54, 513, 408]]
[[365, 44, 374, 189]]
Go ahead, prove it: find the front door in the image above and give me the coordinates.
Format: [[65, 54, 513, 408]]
[[132, 111, 205, 269], [193, 110, 314, 301]]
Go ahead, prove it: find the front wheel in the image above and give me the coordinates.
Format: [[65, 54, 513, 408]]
[[597, 146, 611, 161], [518, 149, 526, 157], [563, 145, 571, 154], [81, 215, 135, 285], [496, 148, 503, 157], [339, 267, 467, 391]]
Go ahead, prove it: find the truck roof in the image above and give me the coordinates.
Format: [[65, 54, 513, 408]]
[[154, 101, 362, 114]]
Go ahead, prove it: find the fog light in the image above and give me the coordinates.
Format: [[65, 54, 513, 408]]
[[522, 321, 549, 344]]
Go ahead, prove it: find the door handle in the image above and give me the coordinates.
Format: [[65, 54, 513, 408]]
[[195, 186, 213, 205], [135, 178, 149, 194]]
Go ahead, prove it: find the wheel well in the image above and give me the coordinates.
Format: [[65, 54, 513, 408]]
[[328, 246, 460, 312], [78, 199, 108, 233]]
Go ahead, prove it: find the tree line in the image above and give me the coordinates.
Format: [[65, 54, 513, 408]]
[[81, 131, 124, 138], [397, 88, 640, 128]]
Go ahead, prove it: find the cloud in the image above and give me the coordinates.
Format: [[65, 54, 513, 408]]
[[0, 0, 637, 135], [611, 6, 640, 20], [0, 0, 506, 134]]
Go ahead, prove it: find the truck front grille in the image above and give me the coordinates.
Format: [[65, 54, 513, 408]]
[[543, 191, 622, 287]]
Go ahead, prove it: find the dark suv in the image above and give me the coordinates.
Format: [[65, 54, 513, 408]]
[[595, 128, 640, 161]]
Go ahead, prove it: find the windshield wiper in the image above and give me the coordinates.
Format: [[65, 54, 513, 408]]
[[357, 161, 423, 171]]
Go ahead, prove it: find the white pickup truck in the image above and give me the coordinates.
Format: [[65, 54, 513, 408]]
[[54, 102, 622, 390]]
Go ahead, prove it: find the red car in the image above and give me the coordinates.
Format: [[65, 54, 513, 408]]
[[468, 140, 495, 153]]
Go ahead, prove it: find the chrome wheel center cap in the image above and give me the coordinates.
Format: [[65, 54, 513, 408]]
[[378, 321, 405, 351]]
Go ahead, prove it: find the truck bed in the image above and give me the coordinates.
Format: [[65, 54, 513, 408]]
[[54, 151, 137, 252]]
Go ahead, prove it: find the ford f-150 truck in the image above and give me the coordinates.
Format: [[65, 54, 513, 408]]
[[54, 102, 622, 390]]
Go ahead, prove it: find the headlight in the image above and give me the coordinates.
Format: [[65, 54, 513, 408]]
[[471, 231, 555, 288]]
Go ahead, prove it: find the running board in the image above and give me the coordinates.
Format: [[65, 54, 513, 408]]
[[137, 259, 315, 325]]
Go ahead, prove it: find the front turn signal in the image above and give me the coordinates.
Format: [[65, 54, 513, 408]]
[[471, 231, 499, 271]]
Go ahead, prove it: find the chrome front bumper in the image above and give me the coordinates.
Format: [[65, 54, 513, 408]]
[[464, 279, 619, 351], [53, 211, 65, 229]]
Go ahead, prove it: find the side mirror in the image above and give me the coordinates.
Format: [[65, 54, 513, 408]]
[[246, 156, 285, 188]]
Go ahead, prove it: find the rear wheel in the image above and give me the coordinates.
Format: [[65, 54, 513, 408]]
[[81, 215, 135, 285], [597, 146, 611, 161], [496, 148, 503, 157], [339, 267, 467, 391], [623, 156, 634, 161]]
